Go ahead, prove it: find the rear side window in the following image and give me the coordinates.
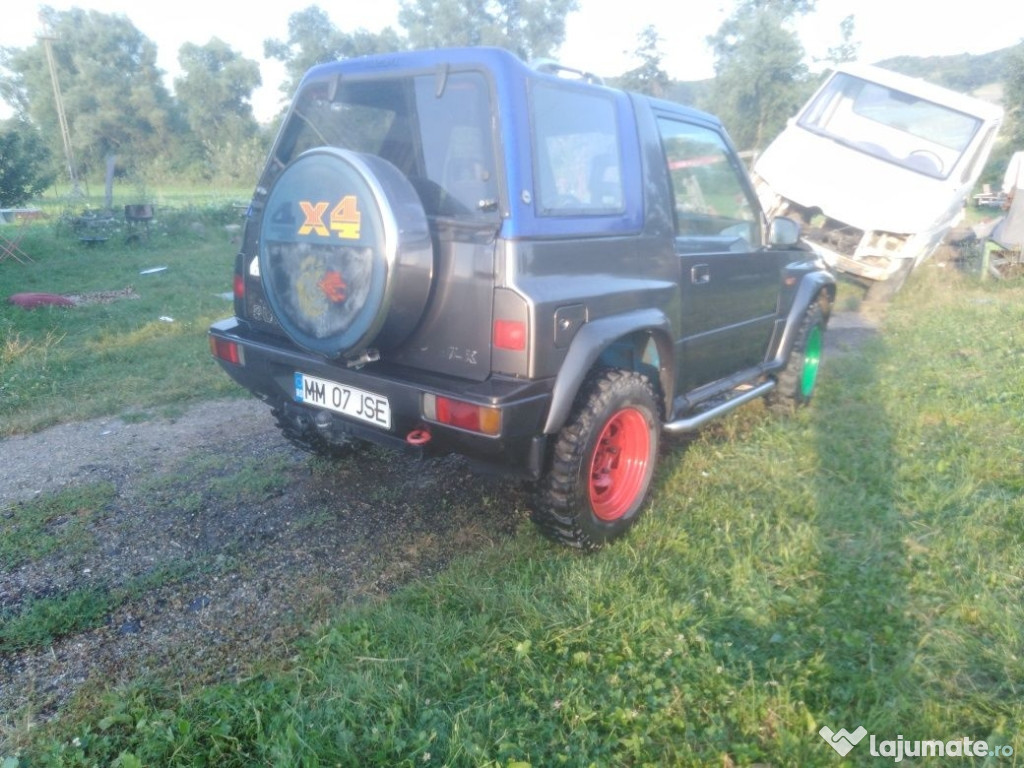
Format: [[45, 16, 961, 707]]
[[269, 71, 497, 217], [657, 118, 760, 253], [531, 83, 624, 216]]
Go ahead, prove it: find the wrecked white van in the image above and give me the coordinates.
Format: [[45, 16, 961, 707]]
[[753, 63, 1003, 296]]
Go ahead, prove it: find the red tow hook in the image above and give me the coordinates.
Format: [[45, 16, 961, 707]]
[[406, 428, 431, 446]]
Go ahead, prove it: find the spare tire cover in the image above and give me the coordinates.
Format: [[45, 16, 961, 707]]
[[259, 147, 433, 358]]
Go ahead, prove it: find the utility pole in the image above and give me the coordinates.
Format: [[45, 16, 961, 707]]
[[39, 30, 83, 196]]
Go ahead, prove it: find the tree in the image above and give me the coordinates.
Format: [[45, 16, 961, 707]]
[[1004, 43, 1024, 148], [0, 8, 177, 179], [264, 7, 404, 102], [704, 0, 815, 151], [619, 25, 671, 98], [825, 14, 859, 66], [175, 39, 264, 181], [398, 0, 579, 62], [0, 117, 55, 206]]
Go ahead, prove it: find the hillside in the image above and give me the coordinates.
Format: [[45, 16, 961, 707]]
[[878, 43, 1022, 98], [665, 43, 1023, 110]]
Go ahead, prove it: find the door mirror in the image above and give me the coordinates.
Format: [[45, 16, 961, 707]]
[[768, 216, 801, 247]]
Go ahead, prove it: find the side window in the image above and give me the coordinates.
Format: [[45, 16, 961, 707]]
[[657, 117, 760, 253], [531, 83, 624, 215]]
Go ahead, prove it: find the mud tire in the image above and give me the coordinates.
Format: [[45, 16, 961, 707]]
[[767, 303, 825, 414], [532, 370, 660, 550]]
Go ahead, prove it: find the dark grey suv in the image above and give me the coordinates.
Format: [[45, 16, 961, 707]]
[[209, 46, 835, 549]]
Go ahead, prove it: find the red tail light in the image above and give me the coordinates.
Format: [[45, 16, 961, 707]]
[[234, 273, 246, 301], [493, 319, 526, 351], [422, 394, 501, 436], [210, 336, 245, 365]]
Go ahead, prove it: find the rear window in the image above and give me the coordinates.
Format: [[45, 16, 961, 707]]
[[269, 71, 498, 217], [530, 83, 624, 216]]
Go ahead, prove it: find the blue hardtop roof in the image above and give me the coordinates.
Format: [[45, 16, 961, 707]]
[[301, 46, 527, 82], [298, 46, 721, 126], [292, 47, 727, 239]]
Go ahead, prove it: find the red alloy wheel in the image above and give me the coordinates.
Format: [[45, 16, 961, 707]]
[[588, 407, 652, 521]]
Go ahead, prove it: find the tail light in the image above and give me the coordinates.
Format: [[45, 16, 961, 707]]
[[492, 289, 529, 377], [493, 319, 526, 351], [422, 394, 501, 436], [210, 336, 245, 365]]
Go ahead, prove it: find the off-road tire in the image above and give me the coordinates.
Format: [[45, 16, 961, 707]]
[[767, 303, 825, 414], [532, 369, 660, 550]]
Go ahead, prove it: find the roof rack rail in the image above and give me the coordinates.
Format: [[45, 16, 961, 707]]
[[529, 58, 604, 86]]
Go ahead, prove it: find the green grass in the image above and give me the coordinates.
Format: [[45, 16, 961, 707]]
[[1, 202, 247, 435], [0, 561, 196, 655], [136, 453, 297, 517], [0, 483, 116, 569], [12, 266, 1022, 765], [0, 586, 119, 655]]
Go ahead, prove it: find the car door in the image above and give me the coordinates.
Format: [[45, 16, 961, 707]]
[[656, 115, 782, 391]]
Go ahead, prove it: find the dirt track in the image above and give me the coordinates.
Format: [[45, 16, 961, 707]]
[[1, 397, 527, 738]]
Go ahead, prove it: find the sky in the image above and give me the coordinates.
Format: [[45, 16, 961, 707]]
[[1, 0, 1022, 122]]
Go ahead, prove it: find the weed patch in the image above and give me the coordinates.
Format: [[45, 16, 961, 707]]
[[0, 212, 242, 435], [0, 483, 116, 569]]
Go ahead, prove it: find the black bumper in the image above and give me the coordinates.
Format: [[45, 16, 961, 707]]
[[209, 318, 553, 477]]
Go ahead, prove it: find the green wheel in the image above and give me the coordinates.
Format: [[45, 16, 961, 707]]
[[768, 303, 826, 414]]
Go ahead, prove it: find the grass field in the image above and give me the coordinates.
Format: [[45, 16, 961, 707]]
[[1, 197, 248, 435], [2, 209, 1023, 765]]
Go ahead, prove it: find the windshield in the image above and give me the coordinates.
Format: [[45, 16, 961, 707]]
[[268, 70, 498, 217], [797, 72, 981, 180]]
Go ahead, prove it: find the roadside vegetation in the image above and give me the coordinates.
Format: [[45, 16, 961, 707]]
[[2, 204, 1022, 764], [0, 193, 247, 435]]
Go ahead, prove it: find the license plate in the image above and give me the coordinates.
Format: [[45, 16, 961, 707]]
[[294, 373, 391, 430]]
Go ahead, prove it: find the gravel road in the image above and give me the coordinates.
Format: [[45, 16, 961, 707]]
[[1, 397, 527, 741]]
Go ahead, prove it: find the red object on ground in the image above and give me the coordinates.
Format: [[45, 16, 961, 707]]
[[8, 292, 76, 309]]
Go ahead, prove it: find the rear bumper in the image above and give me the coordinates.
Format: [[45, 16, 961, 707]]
[[209, 318, 553, 477]]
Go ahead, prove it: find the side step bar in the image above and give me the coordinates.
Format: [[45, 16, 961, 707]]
[[663, 380, 775, 434]]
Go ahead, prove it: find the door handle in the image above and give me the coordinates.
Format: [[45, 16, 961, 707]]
[[691, 264, 711, 285]]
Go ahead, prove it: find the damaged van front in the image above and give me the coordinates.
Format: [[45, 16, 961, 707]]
[[753, 63, 1002, 296]]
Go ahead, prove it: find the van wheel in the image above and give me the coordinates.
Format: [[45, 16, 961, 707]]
[[767, 303, 824, 414], [532, 370, 660, 550]]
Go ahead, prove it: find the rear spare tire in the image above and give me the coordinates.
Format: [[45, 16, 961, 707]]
[[259, 148, 433, 359]]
